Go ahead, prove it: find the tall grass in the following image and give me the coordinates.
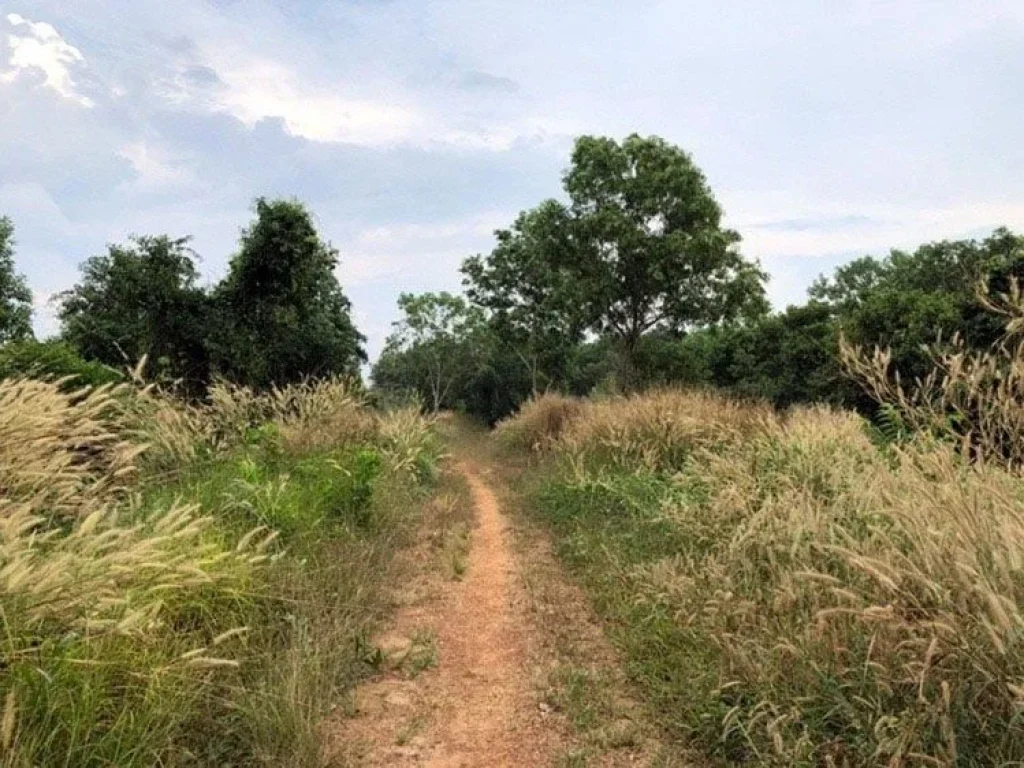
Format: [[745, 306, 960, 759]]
[[493, 392, 584, 451], [0, 374, 439, 766], [507, 387, 1024, 765], [842, 279, 1024, 470]]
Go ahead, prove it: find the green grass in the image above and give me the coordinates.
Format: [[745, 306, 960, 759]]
[[3, 422, 439, 766], [528, 470, 731, 751]]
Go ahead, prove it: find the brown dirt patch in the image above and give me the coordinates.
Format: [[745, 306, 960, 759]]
[[324, 461, 564, 766]]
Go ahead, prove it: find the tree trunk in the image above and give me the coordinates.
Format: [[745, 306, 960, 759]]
[[615, 332, 641, 393]]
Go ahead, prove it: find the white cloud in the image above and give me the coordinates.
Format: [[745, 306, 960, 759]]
[[1, 13, 93, 107], [730, 198, 1024, 260], [118, 141, 195, 190], [30, 289, 59, 338], [193, 52, 422, 144], [344, 212, 510, 283]]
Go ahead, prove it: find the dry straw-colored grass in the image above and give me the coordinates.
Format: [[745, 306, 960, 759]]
[[494, 392, 584, 451], [0, 379, 144, 519], [639, 406, 1024, 763], [558, 388, 772, 471], [0, 373, 435, 764], [504, 381, 1024, 762], [0, 376, 274, 763], [132, 376, 376, 472], [499, 388, 771, 470]]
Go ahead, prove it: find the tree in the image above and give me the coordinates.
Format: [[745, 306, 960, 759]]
[[58, 235, 210, 392], [462, 200, 584, 393], [0, 217, 34, 344], [373, 292, 486, 412], [810, 228, 1024, 383], [213, 198, 365, 389]]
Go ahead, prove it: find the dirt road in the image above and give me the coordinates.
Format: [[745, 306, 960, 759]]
[[326, 460, 556, 766], [325, 439, 673, 766]]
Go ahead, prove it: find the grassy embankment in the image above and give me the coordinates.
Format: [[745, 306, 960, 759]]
[[498, 389, 1024, 766], [0, 376, 440, 766]]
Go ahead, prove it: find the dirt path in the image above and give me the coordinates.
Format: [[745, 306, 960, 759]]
[[326, 460, 560, 766], [325, 433, 676, 766], [419, 464, 552, 765]]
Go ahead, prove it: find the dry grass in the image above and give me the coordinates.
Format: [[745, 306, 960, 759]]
[[651, 406, 1024, 763], [0, 379, 144, 519], [558, 388, 772, 472], [494, 393, 585, 451], [513, 387, 1024, 764], [0, 374, 440, 765]]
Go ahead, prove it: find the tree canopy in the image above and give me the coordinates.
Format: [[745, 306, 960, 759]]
[[213, 198, 365, 389], [463, 134, 768, 390], [58, 235, 210, 392], [462, 200, 583, 393], [373, 292, 487, 412], [0, 217, 34, 344]]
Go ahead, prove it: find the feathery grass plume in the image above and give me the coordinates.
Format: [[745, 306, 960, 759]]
[[523, 388, 1024, 763], [0, 494, 267, 763], [0, 378, 143, 519], [270, 377, 376, 454], [494, 392, 584, 451], [558, 388, 771, 472], [376, 405, 440, 478], [842, 277, 1024, 470]]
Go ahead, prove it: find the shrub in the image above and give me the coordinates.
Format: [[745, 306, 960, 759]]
[[0, 339, 123, 389]]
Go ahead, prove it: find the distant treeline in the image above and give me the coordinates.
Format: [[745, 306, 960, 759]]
[[373, 134, 1024, 422], [0, 198, 364, 394], [1, 135, 1021, 417]]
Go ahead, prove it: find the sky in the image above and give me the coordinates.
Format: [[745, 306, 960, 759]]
[[3, 0, 1024, 362]]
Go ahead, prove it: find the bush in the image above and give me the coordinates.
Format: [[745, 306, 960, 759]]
[[0, 339, 122, 389]]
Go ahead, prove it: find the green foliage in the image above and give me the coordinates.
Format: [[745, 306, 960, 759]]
[[0, 216, 34, 344], [213, 198, 365, 389], [812, 227, 1024, 382], [58, 235, 211, 393], [564, 134, 768, 387], [0, 338, 123, 388], [373, 291, 489, 412], [462, 200, 585, 391]]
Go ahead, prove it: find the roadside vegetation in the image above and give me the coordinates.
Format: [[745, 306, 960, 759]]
[[0, 374, 439, 767], [497, 295, 1024, 765]]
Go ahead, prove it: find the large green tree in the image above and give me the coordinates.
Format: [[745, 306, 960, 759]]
[[465, 135, 768, 390], [213, 198, 365, 389], [462, 200, 583, 393], [58, 235, 210, 391], [0, 217, 34, 344]]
